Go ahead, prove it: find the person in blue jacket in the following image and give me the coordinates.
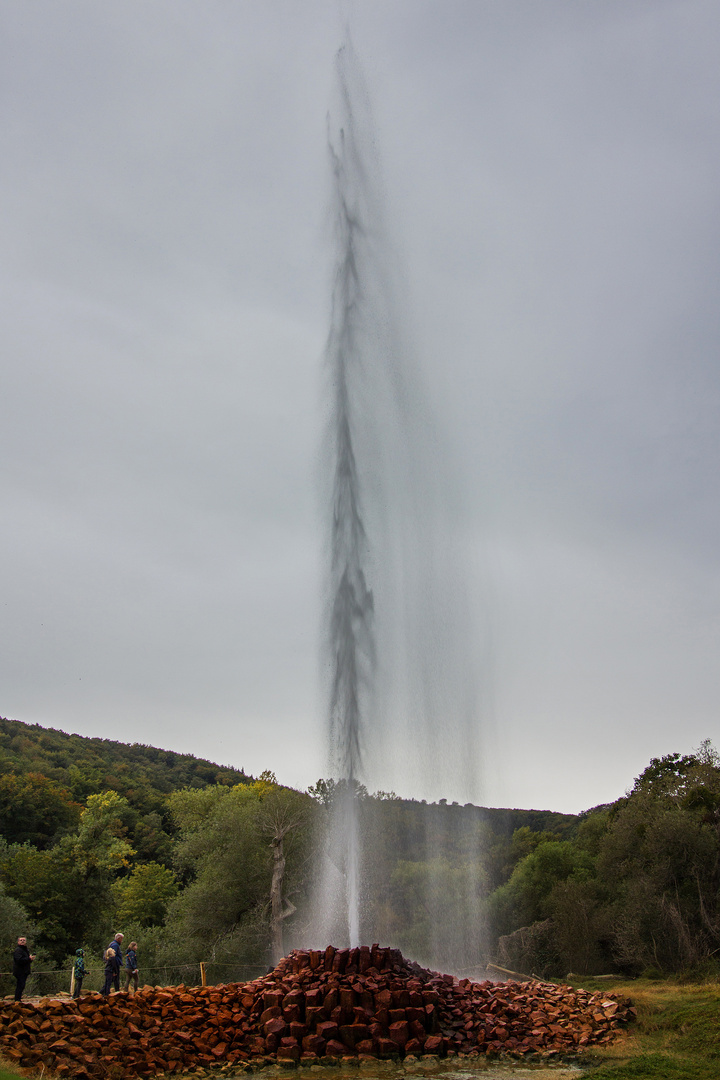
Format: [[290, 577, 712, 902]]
[[124, 941, 139, 993]]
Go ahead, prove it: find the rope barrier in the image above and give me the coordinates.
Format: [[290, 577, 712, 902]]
[[0, 963, 264, 976], [0, 960, 266, 997]]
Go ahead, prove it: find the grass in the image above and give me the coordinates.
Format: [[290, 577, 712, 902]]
[[570, 977, 720, 1079]]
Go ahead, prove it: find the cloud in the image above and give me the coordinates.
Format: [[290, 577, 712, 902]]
[[2, 1, 719, 813]]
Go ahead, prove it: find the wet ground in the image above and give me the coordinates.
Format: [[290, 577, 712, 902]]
[[236, 1061, 584, 1080]]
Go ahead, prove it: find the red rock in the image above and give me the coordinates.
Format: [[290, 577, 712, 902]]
[[332, 949, 349, 973], [339, 1024, 371, 1047], [325, 1039, 347, 1056], [0, 945, 635, 1075], [264, 1016, 287, 1037], [388, 1020, 409, 1048]]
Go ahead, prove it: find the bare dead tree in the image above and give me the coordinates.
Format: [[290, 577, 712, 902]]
[[257, 790, 311, 965]]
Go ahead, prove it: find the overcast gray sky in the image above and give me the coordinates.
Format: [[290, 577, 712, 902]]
[[2, 1, 719, 815]]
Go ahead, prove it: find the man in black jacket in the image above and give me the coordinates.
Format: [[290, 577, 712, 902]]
[[13, 937, 35, 1001]]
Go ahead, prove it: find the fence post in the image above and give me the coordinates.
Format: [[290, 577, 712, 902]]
[[70, 965, 75, 997], [200, 962, 207, 987]]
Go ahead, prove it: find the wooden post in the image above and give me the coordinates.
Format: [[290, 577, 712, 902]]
[[70, 964, 75, 997], [200, 962, 207, 987], [485, 962, 530, 982]]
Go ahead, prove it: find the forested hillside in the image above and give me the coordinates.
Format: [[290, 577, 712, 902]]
[[1, 714, 717, 993], [0, 714, 574, 986], [0, 715, 249, 814]]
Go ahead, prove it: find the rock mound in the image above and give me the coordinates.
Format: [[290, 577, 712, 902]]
[[0, 944, 635, 1076]]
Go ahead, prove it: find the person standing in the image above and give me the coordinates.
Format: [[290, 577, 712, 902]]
[[12, 937, 35, 1002], [73, 948, 88, 999], [124, 942, 139, 993], [107, 933, 124, 992], [101, 933, 122, 997], [101, 944, 120, 996]]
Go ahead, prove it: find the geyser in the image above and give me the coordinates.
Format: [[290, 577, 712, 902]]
[[310, 41, 483, 970], [322, 42, 377, 948]]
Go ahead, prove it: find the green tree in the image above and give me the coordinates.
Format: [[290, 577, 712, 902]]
[[0, 885, 34, 997], [112, 862, 178, 927], [63, 791, 135, 879], [166, 779, 313, 967], [0, 844, 74, 960], [0, 884, 33, 954], [0, 791, 137, 961], [0, 772, 81, 848], [489, 839, 595, 938], [599, 783, 720, 972]]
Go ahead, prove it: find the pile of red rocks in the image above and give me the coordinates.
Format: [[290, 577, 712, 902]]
[[0, 945, 635, 1077]]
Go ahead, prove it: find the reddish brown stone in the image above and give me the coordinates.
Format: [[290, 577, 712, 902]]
[[409, 1019, 426, 1041], [388, 1021, 409, 1048], [325, 1039, 347, 1057], [264, 1016, 287, 1037], [302, 1034, 325, 1055], [0, 945, 635, 1076]]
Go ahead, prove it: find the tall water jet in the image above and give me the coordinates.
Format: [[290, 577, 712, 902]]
[[309, 40, 484, 968], [322, 41, 377, 946]]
